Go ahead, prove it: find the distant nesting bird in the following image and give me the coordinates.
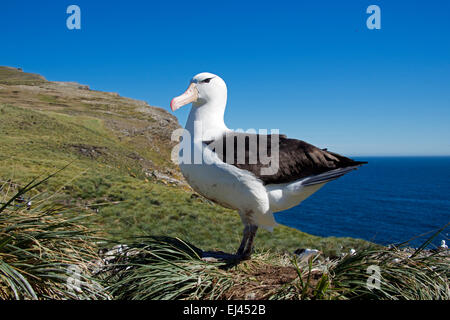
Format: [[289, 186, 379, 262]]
[[294, 248, 321, 261], [171, 73, 366, 259]]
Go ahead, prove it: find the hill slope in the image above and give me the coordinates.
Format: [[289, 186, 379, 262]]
[[0, 66, 367, 255]]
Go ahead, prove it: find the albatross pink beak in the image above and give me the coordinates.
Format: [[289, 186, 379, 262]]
[[170, 83, 199, 112]]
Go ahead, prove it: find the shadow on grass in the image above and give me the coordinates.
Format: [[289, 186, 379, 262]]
[[102, 235, 244, 270]]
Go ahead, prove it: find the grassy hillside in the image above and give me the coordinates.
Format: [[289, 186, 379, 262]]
[[0, 66, 368, 256]]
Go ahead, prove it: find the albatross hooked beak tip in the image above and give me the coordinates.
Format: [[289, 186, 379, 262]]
[[170, 83, 198, 112], [170, 98, 177, 112]]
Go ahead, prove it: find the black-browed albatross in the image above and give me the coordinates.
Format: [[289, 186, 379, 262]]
[[170, 72, 366, 260]]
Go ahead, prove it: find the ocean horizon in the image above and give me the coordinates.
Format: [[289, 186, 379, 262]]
[[274, 156, 450, 248]]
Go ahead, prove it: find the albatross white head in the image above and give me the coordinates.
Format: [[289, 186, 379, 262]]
[[171, 72, 229, 140]]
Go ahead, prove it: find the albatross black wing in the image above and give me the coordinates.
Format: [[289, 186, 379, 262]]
[[204, 132, 367, 185]]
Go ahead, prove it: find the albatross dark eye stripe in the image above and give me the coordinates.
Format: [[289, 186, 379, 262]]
[[201, 77, 213, 84]]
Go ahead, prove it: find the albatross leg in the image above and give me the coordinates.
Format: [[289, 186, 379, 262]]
[[236, 225, 250, 256], [241, 225, 258, 260]]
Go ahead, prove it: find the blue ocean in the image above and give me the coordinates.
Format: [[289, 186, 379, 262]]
[[274, 157, 450, 248]]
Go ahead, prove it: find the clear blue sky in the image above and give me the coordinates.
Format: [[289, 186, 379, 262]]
[[1, 1, 449, 156]]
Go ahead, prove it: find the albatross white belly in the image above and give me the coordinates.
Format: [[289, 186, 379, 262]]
[[266, 181, 326, 213], [179, 143, 278, 230]]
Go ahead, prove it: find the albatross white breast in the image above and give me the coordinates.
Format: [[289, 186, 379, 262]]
[[170, 72, 366, 259]]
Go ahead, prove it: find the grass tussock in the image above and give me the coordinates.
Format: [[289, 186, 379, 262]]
[[98, 231, 449, 300], [330, 229, 450, 300], [0, 176, 108, 300], [100, 237, 234, 300]]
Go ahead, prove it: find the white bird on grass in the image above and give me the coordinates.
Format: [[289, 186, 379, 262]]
[[170, 73, 366, 260]]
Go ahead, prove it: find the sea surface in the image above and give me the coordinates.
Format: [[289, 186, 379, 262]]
[[274, 157, 450, 248]]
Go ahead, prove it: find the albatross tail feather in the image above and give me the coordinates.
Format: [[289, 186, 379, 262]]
[[301, 165, 363, 186]]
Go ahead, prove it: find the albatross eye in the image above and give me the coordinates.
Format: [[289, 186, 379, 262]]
[[201, 78, 213, 84]]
